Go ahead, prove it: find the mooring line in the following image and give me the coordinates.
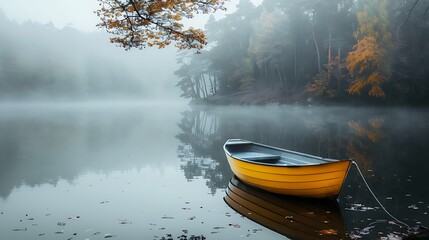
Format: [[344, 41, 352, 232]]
[[351, 160, 411, 229]]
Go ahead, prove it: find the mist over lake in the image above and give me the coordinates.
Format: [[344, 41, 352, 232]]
[[1, 103, 428, 239], [0, 11, 179, 102]]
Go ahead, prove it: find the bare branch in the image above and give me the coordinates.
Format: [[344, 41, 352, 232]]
[[422, 6, 429, 22], [405, 0, 419, 25]]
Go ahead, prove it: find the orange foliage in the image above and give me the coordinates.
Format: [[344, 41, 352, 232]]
[[345, 0, 391, 98], [95, 0, 226, 50]]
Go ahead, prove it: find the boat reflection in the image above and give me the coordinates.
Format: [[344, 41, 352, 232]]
[[224, 176, 350, 240]]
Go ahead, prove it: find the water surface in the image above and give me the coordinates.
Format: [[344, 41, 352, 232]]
[[1, 103, 428, 239]]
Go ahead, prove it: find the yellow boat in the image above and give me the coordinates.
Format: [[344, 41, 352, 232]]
[[224, 176, 349, 239], [223, 139, 352, 199]]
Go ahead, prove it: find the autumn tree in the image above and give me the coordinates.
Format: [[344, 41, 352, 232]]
[[96, 0, 226, 50], [169, 0, 429, 104], [346, 0, 392, 98]]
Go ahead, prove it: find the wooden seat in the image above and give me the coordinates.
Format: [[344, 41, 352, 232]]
[[233, 152, 281, 162]]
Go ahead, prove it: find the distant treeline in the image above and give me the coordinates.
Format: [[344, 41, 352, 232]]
[[0, 11, 145, 100], [175, 0, 429, 105]]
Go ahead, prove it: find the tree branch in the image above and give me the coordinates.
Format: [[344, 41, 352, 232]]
[[405, 0, 419, 25], [422, 6, 429, 22], [127, 0, 201, 47]]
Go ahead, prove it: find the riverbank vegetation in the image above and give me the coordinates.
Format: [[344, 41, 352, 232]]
[[175, 0, 429, 105]]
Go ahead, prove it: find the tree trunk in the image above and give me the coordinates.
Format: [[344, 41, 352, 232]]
[[284, 73, 289, 93], [201, 74, 209, 98], [337, 46, 341, 91], [264, 63, 268, 86], [213, 72, 218, 95], [208, 74, 214, 95], [328, 32, 332, 83], [294, 41, 298, 83], [195, 77, 202, 99], [312, 29, 321, 74], [276, 65, 284, 88]]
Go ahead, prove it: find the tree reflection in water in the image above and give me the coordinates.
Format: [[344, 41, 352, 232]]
[[176, 110, 230, 194]]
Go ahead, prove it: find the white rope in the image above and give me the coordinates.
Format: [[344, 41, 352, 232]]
[[351, 160, 411, 229]]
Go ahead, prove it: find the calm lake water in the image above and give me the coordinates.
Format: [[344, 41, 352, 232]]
[[0, 102, 428, 239]]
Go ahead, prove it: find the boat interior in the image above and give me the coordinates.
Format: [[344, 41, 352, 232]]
[[225, 140, 329, 166]]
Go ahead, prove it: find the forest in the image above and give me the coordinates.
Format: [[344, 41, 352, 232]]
[[175, 0, 429, 105]]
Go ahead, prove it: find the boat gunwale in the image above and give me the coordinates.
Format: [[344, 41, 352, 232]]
[[233, 164, 351, 176], [223, 139, 351, 167]]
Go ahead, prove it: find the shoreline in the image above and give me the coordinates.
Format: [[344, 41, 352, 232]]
[[190, 90, 429, 108]]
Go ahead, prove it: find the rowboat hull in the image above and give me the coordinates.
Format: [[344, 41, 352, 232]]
[[224, 139, 352, 199]]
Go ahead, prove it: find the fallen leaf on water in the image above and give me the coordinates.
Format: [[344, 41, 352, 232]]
[[228, 223, 240, 228], [349, 233, 362, 239], [119, 221, 132, 224], [380, 233, 401, 240], [359, 225, 375, 235], [12, 228, 27, 232], [213, 227, 225, 229], [408, 204, 419, 210], [319, 229, 338, 235]]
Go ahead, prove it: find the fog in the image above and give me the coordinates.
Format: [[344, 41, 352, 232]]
[[0, 10, 182, 102], [0, 0, 262, 104], [1, 0, 429, 105]]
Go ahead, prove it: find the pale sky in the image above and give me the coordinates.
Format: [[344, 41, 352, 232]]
[[0, 0, 262, 32]]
